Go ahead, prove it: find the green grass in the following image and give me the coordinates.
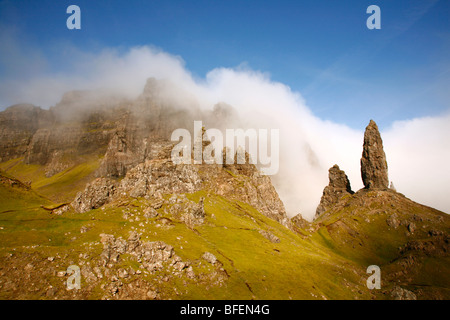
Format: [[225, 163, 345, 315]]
[[0, 156, 101, 203], [0, 171, 370, 300], [1, 162, 448, 300]]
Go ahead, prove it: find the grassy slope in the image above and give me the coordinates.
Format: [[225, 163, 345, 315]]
[[0, 156, 101, 203], [312, 189, 450, 299], [2, 159, 448, 299], [0, 161, 375, 300]]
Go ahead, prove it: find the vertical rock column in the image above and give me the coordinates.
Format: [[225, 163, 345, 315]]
[[360, 120, 389, 190]]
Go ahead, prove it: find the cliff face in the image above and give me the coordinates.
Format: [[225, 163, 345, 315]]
[[0, 104, 53, 162], [72, 139, 289, 227]]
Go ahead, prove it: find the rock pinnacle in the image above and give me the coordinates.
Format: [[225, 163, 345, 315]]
[[315, 164, 354, 219], [360, 120, 389, 190]]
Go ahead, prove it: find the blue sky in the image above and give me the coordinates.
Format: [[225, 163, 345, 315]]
[[0, 0, 449, 129]]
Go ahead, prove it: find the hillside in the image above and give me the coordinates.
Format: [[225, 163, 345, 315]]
[[0, 168, 371, 300], [0, 80, 448, 300]]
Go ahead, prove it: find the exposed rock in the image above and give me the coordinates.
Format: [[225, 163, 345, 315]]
[[71, 178, 117, 213], [52, 204, 70, 215], [399, 235, 450, 257], [428, 229, 444, 237], [390, 286, 417, 300], [116, 158, 202, 198], [290, 213, 312, 230], [111, 147, 289, 227], [386, 213, 400, 229], [258, 229, 280, 243], [97, 129, 137, 178], [0, 173, 31, 190], [361, 120, 389, 190], [180, 197, 206, 228], [44, 150, 76, 177], [202, 252, 218, 265], [407, 222, 416, 234], [99, 234, 128, 266], [143, 206, 159, 219], [25, 126, 84, 167], [214, 165, 290, 228], [161, 196, 206, 228], [146, 290, 158, 300], [99, 232, 191, 278], [315, 164, 354, 219]]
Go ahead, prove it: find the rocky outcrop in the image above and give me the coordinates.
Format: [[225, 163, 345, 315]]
[[361, 120, 389, 190], [258, 229, 280, 243], [99, 232, 190, 274], [71, 178, 117, 213], [290, 213, 311, 230], [315, 164, 354, 219], [390, 286, 417, 300], [0, 172, 31, 190], [116, 157, 289, 227], [116, 158, 202, 198], [179, 197, 206, 228], [202, 252, 218, 265]]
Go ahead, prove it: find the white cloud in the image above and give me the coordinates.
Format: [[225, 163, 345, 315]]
[[384, 114, 450, 214]]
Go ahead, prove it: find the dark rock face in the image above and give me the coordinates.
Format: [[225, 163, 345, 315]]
[[0, 104, 53, 162], [315, 164, 353, 219], [361, 120, 389, 190]]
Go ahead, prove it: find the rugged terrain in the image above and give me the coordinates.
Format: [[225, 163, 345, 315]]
[[0, 79, 448, 300]]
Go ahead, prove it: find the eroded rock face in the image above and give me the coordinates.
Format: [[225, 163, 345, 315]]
[[315, 164, 354, 219], [361, 120, 389, 190], [110, 144, 289, 227], [97, 129, 140, 178], [71, 178, 117, 213], [0, 104, 53, 162], [116, 158, 202, 198]]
